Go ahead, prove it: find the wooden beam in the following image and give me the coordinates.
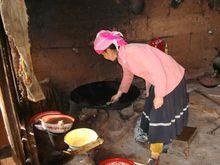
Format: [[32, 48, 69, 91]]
[[0, 18, 25, 165]]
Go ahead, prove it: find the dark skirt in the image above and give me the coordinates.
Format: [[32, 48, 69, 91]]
[[140, 76, 189, 144]]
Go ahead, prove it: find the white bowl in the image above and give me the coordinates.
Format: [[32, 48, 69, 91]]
[[41, 114, 75, 134]]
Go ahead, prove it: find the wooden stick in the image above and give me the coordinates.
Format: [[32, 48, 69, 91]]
[[194, 90, 220, 106], [134, 161, 145, 165], [63, 138, 104, 155]]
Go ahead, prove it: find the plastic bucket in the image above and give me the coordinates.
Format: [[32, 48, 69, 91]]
[[99, 157, 135, 165]]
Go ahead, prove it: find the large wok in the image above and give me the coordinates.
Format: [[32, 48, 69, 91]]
[[70, 81, 140, 110]]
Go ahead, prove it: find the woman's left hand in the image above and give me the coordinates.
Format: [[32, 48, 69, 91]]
[[153, 97, 164, 109]]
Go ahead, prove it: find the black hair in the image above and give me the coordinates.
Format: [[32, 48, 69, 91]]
[[103, 44, 116, 53], [108, 44, 116, 50]]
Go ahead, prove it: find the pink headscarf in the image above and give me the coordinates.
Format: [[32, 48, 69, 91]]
[[93, 30, 127, 54]]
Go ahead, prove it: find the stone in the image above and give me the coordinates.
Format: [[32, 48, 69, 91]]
[[106, 111, 123, 131], [119, 104, 134, 120], [81, 108, 98, 116], [96, 110, 109, 124], [79, 108, 98, 121], [133, 78, 145, 89], [68, 100, 81, 116], [133, 99, 145, 113], [139, 89, 147, 99], [107, 119, 123, 132], [92, 109, 109, 131]]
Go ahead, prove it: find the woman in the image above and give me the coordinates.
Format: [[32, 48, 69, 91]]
[[93, 30, 188, 165]]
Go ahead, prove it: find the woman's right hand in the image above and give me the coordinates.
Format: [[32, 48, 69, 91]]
[[110, 91, 123, 103]]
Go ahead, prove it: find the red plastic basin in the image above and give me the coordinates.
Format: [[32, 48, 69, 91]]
[[99, 158, 135, 165]]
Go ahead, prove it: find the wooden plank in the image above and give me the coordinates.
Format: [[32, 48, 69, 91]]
[[174, 126, 198, 159], [63, 138, 104, 155], [0, 18, 25, 165], [0, 157, 16, 165], [0, 145, 11, 159], [176, 126, 197, 145], [0, 113, 9, 147]]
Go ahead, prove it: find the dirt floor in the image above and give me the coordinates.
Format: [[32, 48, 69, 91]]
[[85, 79, 220, 165]]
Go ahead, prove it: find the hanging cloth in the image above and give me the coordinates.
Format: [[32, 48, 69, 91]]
[[0, 0, 45, 102]]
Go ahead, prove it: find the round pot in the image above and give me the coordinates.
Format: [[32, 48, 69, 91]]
[[41, 114, 75, 134], [29, 111, 63, 125]]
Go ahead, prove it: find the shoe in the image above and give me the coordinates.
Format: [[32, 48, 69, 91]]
[[134, 118, 148, 143], [162, 144, 169, 153], [147, 158, 159, 165], [135, 131, 148, 143]]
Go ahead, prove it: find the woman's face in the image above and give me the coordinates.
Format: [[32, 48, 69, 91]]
[[102, 49, 117, 61]]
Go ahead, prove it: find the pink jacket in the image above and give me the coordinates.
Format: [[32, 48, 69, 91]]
[[117, 43, 185, 98]]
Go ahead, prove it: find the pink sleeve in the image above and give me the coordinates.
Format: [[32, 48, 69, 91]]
[[118, 66, 134, 93]]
